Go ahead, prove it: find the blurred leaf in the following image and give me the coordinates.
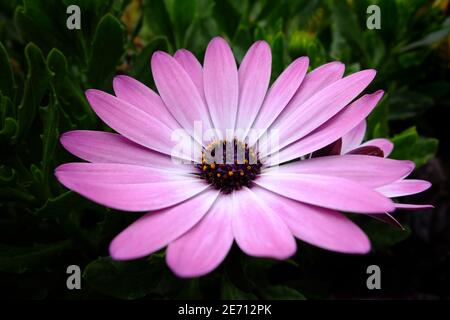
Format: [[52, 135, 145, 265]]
[[362, 219, 411, 249], [47, 48, 94, 126], [87, 14, 126, 88], [17, 43, 51, 139], [270, 32, 286, 80], [390, 126, 438, 167], [221, 278, 257, 299], [401, 17, 450, 52], [39, 93, 59, 190], [260, 285, 306, 300], [0, 42, 15, 99], [0, 240, 71, 273], [165, 0, 197, 47], [389, 89, 434, 120], [212, 0, 240, 37], [329, 0, 367, 60], [141, 0, 174, 45], [84, 255, 166, 299]]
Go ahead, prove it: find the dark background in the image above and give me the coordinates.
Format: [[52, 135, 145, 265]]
[[0, 0, 449, 299]]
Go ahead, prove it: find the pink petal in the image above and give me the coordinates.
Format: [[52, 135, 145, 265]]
[[263, 91, 383, 165], [248, 57, 309, 145], [255, 173, 395, 213], [173, 49, 206, 103], [112, 75, 179, 130], [203, 37, 238, 138], [55, 163, 208, 212], [395, 203, 434, 210], [252, 187, 371, 254], [166, 194, 234, 278], [151, 51, 213, 136], [109, 189, 219, 260], [376, 179, 431, 197], [259, 69, 376, 155], [272, 61, 345, 131], [60, 130, 190, 172], [361, 138, 394, 157], [232, 187, 296, 259], [235, 41, 271, 140], [268, 155, 414, 188], [341, 120, 367, 154], [85, 89, 197, 161]]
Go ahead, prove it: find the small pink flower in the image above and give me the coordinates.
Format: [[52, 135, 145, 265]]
[[55, 37, 431, 278]]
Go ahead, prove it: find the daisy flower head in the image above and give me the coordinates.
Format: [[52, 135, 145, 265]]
[[55, 37, 432, 277]]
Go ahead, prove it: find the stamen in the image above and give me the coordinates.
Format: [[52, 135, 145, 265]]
[[195, 139, 262, 193]]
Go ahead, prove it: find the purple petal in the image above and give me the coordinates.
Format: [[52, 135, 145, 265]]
[[376, 179, 431, 197], [263, 91, 384, 165], [269, 155, 414, 188], [361, 138, 394, 157], [252, 187, 371, 254], [60, 130, 190, 172], [259, 69, 376, 155], [166, 194, 234, 277], [272, 61, 345, 130], [113, 75, 179, 130], [249, 57, 309, 145], [109, 189, 219, 260], [85, 89, 197, 161], [232, 187, 296, 259], [151, 51, 213, 135], [255, 173, 395, 213], [173, 49, 205, 102], [341, 120, 367, 153], [203, 37, 238, 137], [55, 163, 208, 212], [235, 41, 271, 140]]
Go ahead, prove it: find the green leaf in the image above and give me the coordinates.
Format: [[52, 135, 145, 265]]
[[212, 0, 240, 37], [0, 42, 15, 99], [87, 14, 126, 88], [390, 127, 438, 168], [39, 94, 59, 190], [165, 0, 197, 47], [0, 240, 72, 273], [141, 0, 175, 45], [388, 90, 434, 120], [401, 17, 450, 52], [47, 48, 94, 126], [270, 32, 286, 80], [221, 278, 257, 299], [362, 219, 411, 249], [84, 256, 166, 299], [330, 0, 367, 60], [17, 43, 51, 139], [260, 286, 306, 300]]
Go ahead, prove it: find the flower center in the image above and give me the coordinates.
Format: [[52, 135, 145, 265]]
[[196, 139, 262, 193]]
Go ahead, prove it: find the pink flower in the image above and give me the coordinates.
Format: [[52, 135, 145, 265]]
[[55, 37, 432, 278]]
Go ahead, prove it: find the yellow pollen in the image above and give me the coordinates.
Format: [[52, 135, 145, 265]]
[[211, 163, 216, 169], [203, 165, 207, 171], [217, 173, 221, 178], [228, 171, 234, 176]]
